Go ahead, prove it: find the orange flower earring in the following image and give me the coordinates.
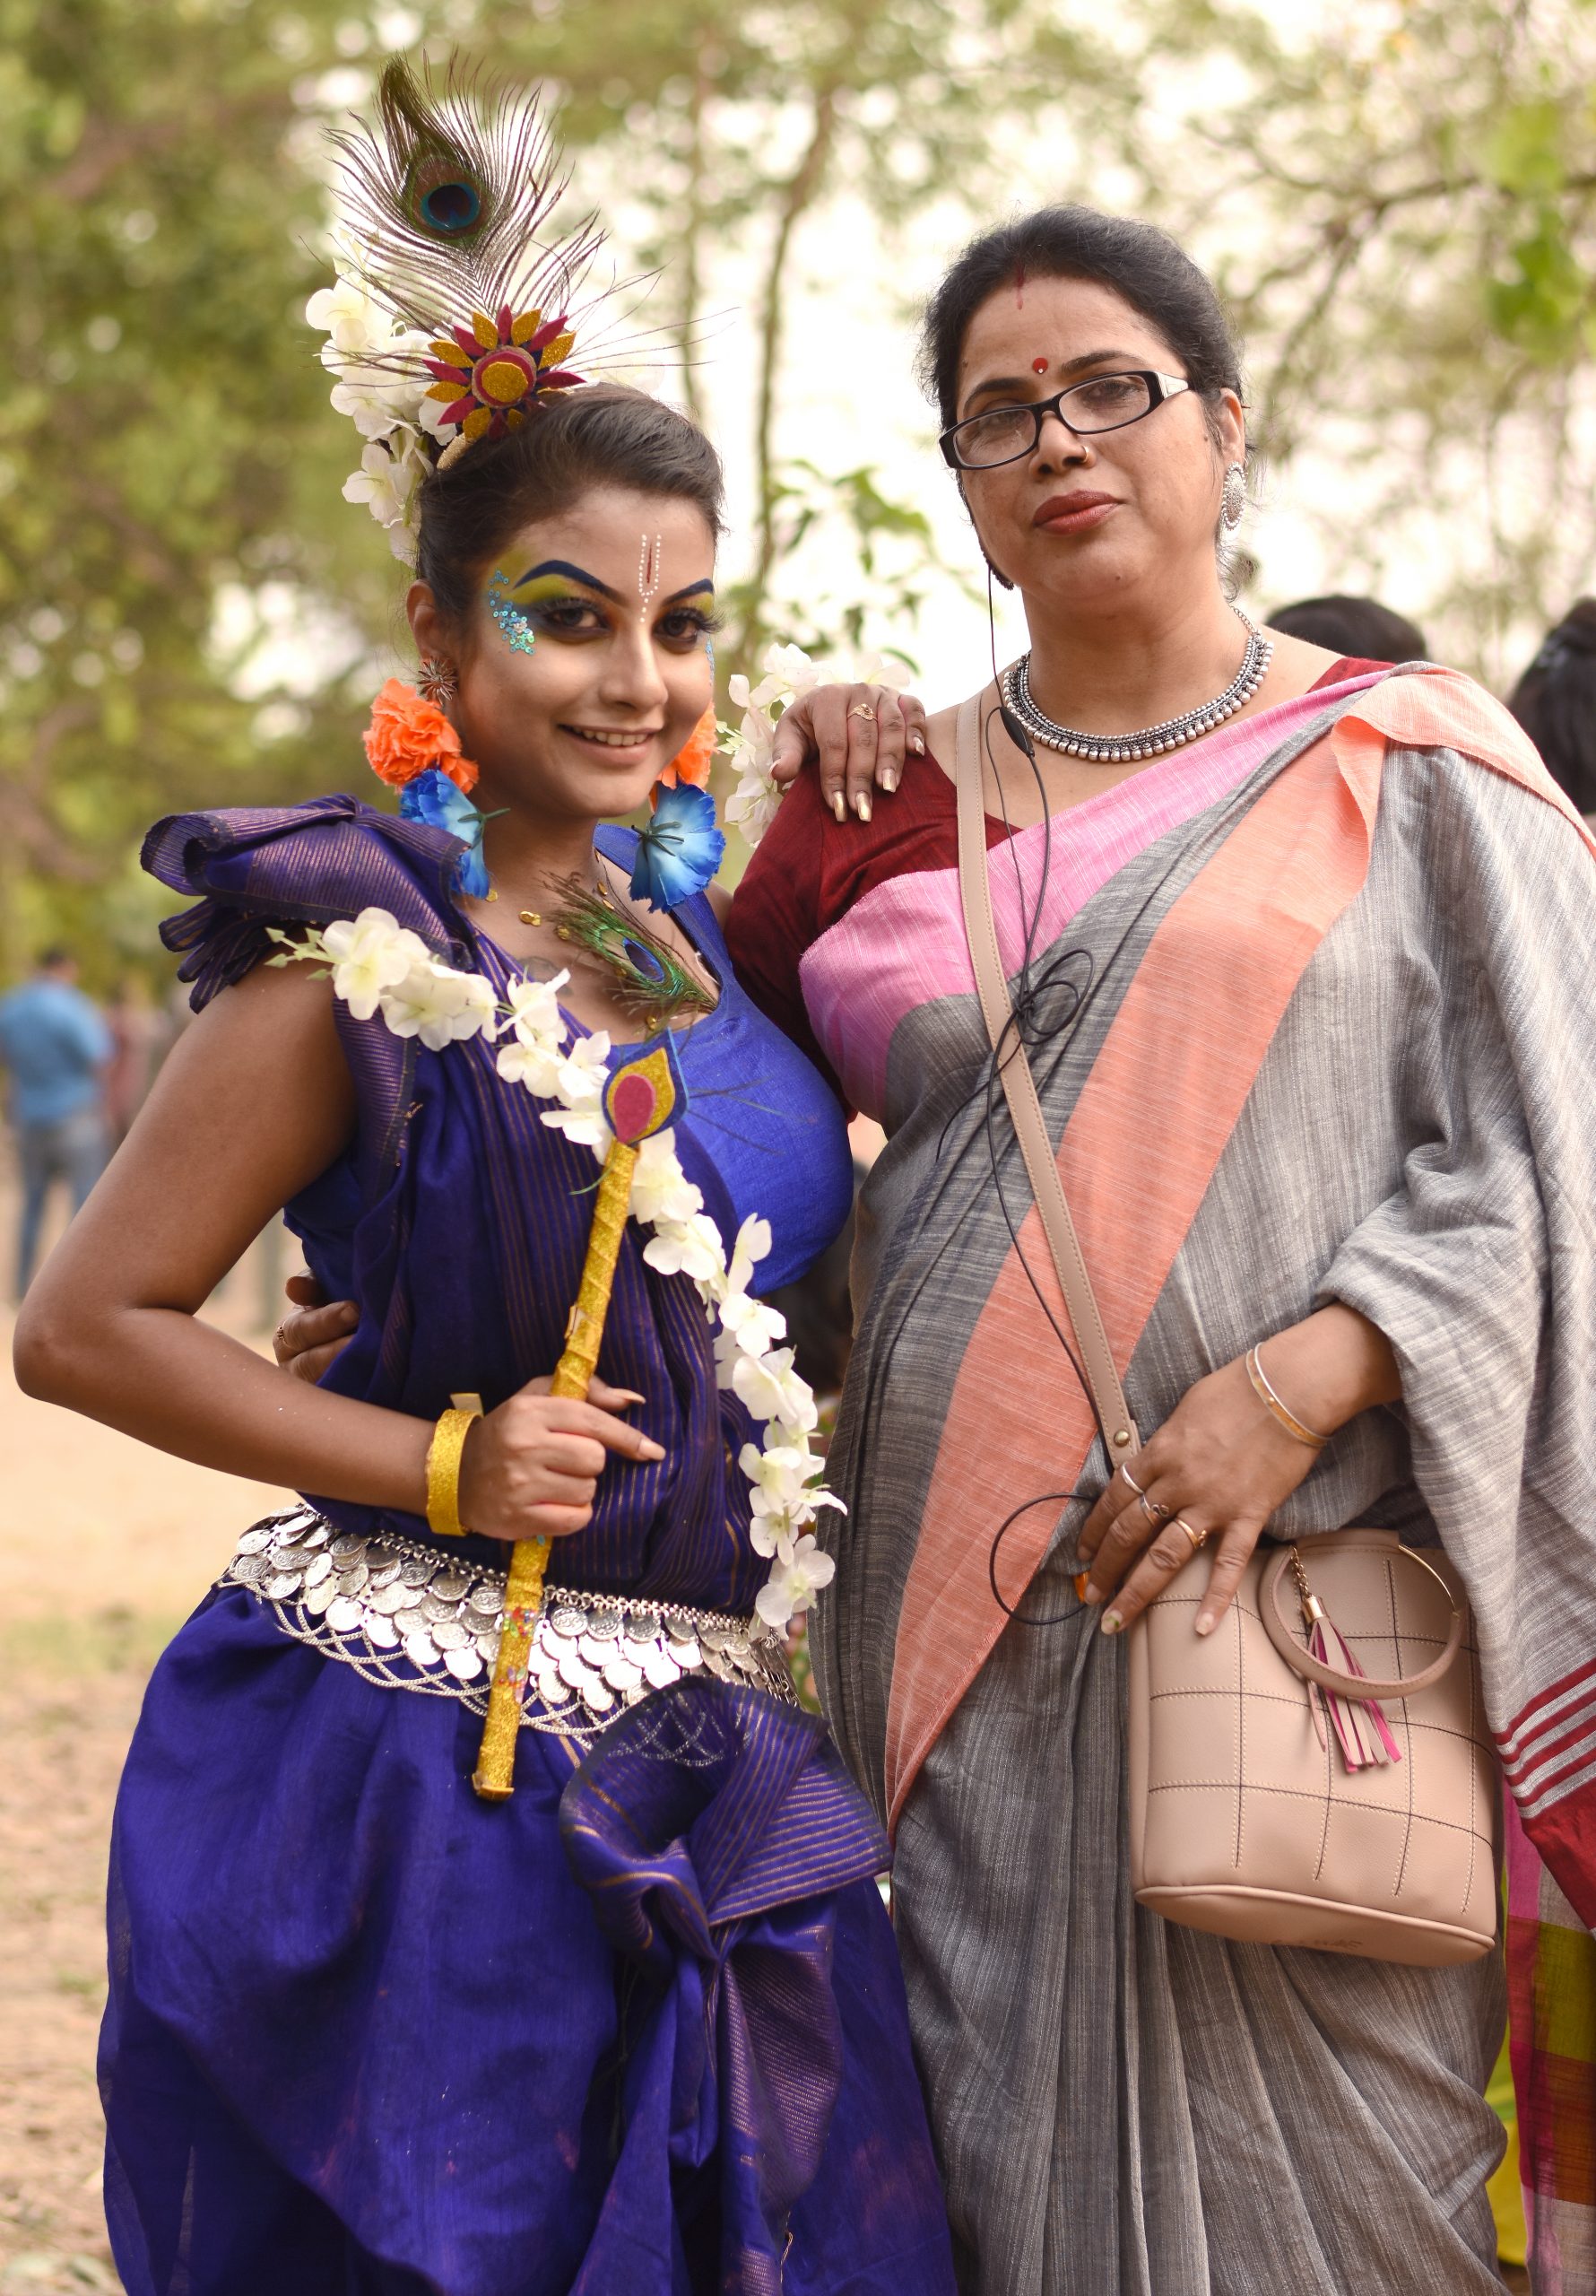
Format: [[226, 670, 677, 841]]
[[655, 706, 717, 796]]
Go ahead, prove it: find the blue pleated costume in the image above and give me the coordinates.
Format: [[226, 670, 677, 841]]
[[101, 796, 956, 2296]]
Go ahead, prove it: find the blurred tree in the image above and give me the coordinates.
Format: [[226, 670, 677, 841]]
[[473, 0, 1073, 650], [1062, 0, 1596, 675], [0, 0, 396, 983], [4, 0, 1592, 983]]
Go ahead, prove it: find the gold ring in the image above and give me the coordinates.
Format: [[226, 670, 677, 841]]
[[847, 704, 876, 721], [1175, 1517, 1207, 1553], [1120, 1465, 1146, 1497]]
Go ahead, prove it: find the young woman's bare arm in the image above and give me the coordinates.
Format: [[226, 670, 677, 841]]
[[13, 963, 660, 1540]]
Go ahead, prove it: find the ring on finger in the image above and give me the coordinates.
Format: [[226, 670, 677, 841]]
[[1120, 1464, 1147, 1496], [847, 704, 877, 721], [1175, 1516, 1208, 1552], [1137, 1492, 1170, 1528]]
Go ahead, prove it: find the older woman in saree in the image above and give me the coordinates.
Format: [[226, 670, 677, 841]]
[[722, 208, 1596, 2293]]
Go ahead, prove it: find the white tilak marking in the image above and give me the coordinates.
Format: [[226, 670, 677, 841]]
[[638, 533, 663, 615]]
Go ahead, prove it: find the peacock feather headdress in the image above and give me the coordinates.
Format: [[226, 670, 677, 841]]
[[309, 57, 630, 560]]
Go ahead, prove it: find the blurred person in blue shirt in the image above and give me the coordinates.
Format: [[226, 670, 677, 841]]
[[0, 948, 111, 1296]]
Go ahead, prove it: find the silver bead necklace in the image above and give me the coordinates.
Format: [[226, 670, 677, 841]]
[[1002, 610, 1273, 764]]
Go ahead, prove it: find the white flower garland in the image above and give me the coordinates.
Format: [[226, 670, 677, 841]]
[[270, 911, 841, 1630], [721, 642, 911, 848]]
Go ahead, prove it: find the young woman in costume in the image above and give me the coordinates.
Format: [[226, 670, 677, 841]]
[[707, 212, 1596, 2292], [14, 65, 954, 2296]]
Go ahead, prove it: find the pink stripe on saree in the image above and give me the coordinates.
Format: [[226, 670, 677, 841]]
[[798, 674, 1388, 1122]]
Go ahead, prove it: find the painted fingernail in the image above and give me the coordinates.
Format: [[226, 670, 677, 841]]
[[854, 792, 872, 822], [1100, 1608, 1124, 1636], [907, 732, 925, 754], [1195, 1612, 1216, 1637], [831, 791, 847, 822], [880, 768, 899, 792]]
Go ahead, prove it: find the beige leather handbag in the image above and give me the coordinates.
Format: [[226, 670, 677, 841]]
[[952, 691, 1498, 1967]]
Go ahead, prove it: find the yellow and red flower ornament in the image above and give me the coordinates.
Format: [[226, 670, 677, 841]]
[[424, 305, 585, 447]]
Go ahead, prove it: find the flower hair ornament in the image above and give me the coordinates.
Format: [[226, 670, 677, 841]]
[[309, 57, 646, 562], [363, 678, 491, 899]]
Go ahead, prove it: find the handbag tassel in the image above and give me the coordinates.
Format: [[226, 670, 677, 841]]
[[1290, 1550, 1402, 1772]]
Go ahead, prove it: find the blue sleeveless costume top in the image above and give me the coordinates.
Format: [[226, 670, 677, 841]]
[[100, 796, 956, 2296]]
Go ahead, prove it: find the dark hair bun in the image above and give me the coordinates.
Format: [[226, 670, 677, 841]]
[[1509, 596, 1596, 813]]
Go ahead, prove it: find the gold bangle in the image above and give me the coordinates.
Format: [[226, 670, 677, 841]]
[[1245, 1344, 1328, 1449], [425, 1405, 480, 1538]]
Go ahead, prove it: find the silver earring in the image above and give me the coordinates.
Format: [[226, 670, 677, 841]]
[[418, 655, 457, 707], [1221, 464, 1246, 532]]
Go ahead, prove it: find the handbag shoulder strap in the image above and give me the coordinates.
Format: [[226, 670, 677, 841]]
[[952, 689, 1140, 1459]]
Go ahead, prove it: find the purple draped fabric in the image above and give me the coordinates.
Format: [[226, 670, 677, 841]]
[[100, 800, 955, 2295]]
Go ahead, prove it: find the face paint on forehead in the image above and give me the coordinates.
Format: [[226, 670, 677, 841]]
[[1014, 261, 1026, 309], [1033, 357, 1048, 374], [638, 534, 663, 615]]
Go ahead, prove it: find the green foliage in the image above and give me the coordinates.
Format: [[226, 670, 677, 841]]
[[0, 0, 401, 984]]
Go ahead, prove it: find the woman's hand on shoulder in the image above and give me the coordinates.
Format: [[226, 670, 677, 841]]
[[458, 1373, 666, 1543], [768, 682, 929, 822]]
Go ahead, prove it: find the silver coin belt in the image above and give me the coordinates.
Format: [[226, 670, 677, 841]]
[[1002, 613, 1273, 762], [221, 1509, 799, 1745]]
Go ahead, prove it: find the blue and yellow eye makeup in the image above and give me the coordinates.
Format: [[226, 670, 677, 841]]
[[485, 561, 719, 655], [486, 568, 539, 655]]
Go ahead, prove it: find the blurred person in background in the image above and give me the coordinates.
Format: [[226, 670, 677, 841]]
[[0, 946, 110, 1298], [1266, 592, 1429, 663], [1508, 598, 1596, 822], [103, 972, 172, 1145]]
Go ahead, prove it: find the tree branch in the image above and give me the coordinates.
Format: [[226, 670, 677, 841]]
[[739, 84, 839, 657]]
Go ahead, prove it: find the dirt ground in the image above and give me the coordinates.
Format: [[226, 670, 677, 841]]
[[0, 1179, 291, 2293]]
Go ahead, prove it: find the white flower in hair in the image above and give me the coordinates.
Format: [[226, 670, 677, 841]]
[[754, 1534, 837, 1629], [342, 439, 413, 530], [319, 909, 430, 1022], [306, 277, 391, 357]]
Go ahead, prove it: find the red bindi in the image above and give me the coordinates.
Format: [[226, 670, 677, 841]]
[[1032, 357, 1048, 374]]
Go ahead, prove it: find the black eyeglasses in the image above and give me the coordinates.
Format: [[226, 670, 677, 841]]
[[939, 370, 1192, 471]]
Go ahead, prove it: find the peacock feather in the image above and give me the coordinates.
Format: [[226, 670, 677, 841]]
[[329, 58, 605, 350], [550, 876, 716, 1031]]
